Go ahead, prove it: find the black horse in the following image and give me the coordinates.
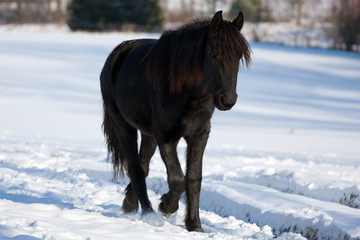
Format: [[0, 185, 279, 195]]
[[100, 10, 251, 232]]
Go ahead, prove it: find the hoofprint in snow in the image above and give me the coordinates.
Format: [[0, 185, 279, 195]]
[[0, 26, 359, 239]]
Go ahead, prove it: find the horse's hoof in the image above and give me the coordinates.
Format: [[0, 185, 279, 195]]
[[122, 198, 139, 214], [122, 205, 139, 214], [158, 201, 178, 218], [122, 208, 138, 215], [158, 203, 177, 218], [141, 206, 155, 216], [158, 193, 179, 218], [186, 226, 204, 232]]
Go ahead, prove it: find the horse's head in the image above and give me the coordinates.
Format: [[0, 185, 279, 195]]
[[205, 11, 251, 111]]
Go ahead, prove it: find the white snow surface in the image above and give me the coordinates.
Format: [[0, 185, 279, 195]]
[[0, 26, 359, 240]]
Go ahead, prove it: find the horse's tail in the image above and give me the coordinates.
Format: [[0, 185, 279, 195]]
[[101, 39, 154, 180], [100, 41, 136, 180], [102, 105, 127, 180]]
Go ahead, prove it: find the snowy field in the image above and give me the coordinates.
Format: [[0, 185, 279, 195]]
[[0, 26, 360, 239]]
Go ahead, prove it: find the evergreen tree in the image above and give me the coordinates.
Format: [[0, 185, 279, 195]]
[[67, 0, 162, 31]]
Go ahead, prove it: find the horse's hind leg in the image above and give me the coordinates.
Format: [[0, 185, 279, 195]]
[[158, 140, 185, 216], [111, 115, 154, 214], [123, 134, 157, 213]]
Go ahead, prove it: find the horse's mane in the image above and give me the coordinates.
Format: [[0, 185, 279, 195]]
[[143, 19, 251, 95]]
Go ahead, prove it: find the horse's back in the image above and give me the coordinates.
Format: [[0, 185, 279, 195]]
[[100, 38, 155, 93]]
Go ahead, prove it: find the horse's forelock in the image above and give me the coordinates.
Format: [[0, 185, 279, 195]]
[[211, 22, 251, 73]]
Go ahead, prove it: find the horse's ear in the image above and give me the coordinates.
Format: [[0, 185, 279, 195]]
[[232, 11, 244, 31], [211, 10, 223, 32]]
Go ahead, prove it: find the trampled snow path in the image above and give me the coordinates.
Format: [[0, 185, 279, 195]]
[[201, 181, 360, 239], [0, 28, 360, 239]]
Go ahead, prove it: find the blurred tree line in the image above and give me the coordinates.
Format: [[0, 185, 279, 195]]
[[228, 0, 359, 51], [0, 0, 358, 51], [330, 0, 360, 51], [67, 0, 162, 31], [0, 0, 64, 23]]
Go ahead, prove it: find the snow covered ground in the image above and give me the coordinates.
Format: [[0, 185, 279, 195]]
[[0, 26, 359, 239]]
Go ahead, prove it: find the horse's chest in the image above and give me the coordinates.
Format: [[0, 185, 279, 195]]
[[151, 95, 215, 140], [180, 105, 214, 136]]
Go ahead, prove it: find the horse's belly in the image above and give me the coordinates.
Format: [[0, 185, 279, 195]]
[[131, 116, 153, 135], [119, 105, 153, 135]]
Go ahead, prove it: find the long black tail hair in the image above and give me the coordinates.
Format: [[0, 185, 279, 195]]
[[101, 41, 140, 180], [102, 105, 127, 180]]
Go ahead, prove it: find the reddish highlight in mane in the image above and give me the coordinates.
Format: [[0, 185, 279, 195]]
[[143, 18, 251, 95]]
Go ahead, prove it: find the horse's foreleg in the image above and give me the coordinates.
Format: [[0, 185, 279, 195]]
[[158, 140, 185, 216], [123, 134, 157, 213], [184, 124, 210, 232]]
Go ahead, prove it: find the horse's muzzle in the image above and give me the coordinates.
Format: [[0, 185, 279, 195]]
[[214, 93, 237, 111]]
